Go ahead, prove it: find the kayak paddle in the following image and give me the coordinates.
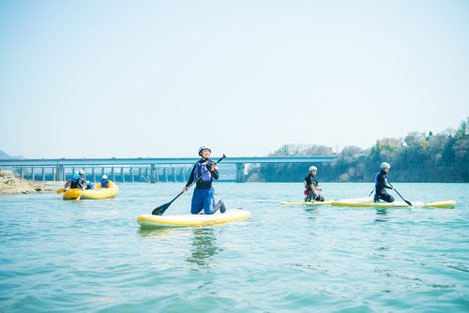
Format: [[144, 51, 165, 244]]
[[56, 188, 65, 194], [388, 182, 412, 206], [368, 189, 375, 197], [74, 188, 85, 202], [152, 154, 226, 216]]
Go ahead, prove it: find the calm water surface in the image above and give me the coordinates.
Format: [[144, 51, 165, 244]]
[[0, 182, 468, 312]]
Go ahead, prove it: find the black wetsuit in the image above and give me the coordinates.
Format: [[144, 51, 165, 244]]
[[304, 173, 324, 202], [374, 170, 394, 202]]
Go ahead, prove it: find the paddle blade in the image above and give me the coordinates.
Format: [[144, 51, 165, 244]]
[[152, 202, 171, 215], [56, 188, 65, 194], [404, 200, 412, 206]]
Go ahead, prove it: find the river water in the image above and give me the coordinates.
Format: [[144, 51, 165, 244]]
[[1, 182, 468, 312]]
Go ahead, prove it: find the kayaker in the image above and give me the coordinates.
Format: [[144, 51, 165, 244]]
[[182, 145, 226, 214], [85, 181, 94, 189], [100, 175, 110, 188], [70, 170, 85, 189], [304, 166, 324, 202], [374, 162, 395, 202], [63, 171, 78, 190]]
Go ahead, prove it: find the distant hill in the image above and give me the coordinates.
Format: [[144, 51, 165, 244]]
[[0, 150, 25, 159]]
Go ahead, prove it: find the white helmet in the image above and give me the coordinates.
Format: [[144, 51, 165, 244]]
[[198, 145, 212, 156], [309, 166, 317, 172], [380, 162, 390, 169], [78, 169, 85, 175], [102, 175, 108, 180]]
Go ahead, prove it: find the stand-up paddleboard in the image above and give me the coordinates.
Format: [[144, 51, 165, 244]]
[[331, 198, 456, 208], [280, 201, 333, 205], [280, 197, 372, 206], [137, 209, 251, 227]]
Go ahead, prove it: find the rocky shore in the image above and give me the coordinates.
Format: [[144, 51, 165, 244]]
[[0, 170, 55, 194]]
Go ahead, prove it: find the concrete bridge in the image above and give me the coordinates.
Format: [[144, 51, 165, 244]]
[[0, 155, 337, 183]]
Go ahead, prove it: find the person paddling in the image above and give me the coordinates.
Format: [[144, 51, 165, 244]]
[[70, 170, 85, 189], [374, 162, 395, 202], [182, 145, 226, 214], [304, 166, 324, 202]]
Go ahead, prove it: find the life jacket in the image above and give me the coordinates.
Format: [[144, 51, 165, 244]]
[[194, 161, 212, 182], [70, 175, 83, 189], [101, 179, 109, 188]]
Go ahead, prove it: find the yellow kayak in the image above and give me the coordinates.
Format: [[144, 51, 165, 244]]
[[137, 209, 251, 227], [63, 181, 119, 200]]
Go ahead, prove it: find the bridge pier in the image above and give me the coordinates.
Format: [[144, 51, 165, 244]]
[[151, 164, 156, 183], [236, 163, 245, 183], [55, 165, 64, 181], [42, 167, 45, 181]]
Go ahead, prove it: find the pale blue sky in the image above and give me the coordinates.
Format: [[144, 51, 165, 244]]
[[1, 0, 468, 158]]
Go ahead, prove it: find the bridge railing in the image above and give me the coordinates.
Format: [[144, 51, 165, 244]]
[[0, 155, 337, 183]]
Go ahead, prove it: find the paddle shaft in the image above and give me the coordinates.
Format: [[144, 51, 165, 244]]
[[75, 187, 85, 201], [152, 154, 226, 215], [387, 182, 412, 206]]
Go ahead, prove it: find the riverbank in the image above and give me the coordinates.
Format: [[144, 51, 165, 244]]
[[0, 170, 55, 194]]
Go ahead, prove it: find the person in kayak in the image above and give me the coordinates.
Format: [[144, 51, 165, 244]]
[[182, 145, 226, 214], [100, 175, 110, 188], [70, 170, 85, 189], [374, 162, 395, 202], [63, 171, 78, 190], [304, 166, 324, 202]]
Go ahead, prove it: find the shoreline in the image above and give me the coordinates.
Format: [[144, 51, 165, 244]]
[[0, 170, 55, 194]]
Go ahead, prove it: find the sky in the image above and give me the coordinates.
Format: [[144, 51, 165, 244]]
[[0, 0, 468, 158]]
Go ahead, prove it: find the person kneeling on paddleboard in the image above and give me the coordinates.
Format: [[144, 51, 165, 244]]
[[304, 166, 325, 202], [183, 145, 226, 214], [374, 162, 395, 203]]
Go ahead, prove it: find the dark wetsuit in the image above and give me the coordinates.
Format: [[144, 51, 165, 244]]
[[304, 173, 324, 202], [374, 170, 394, 202]]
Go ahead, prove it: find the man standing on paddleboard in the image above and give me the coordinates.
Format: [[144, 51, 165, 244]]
[[183, 145, 226, 214], [374, 162, 395, 202], [304, 166, 325, 202]]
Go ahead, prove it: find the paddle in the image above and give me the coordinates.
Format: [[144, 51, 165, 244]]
[[388, 182, 412, 206], [74, 188, 85, 202], [368, 189, 375, 197], [152, 154, 226, 216], [56, 188, 65, 194]]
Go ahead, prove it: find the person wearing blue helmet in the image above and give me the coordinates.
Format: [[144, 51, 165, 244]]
[[182, 145, 226, 214], [374, 162, 395, 202]]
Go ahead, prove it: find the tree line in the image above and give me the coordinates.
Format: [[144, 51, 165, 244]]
[[247, 118, 469, 183]]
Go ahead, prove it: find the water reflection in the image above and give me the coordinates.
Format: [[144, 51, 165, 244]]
[[186, 227, 221, 269], [374, 208, 389, 223], [137, 227, 176, 238]]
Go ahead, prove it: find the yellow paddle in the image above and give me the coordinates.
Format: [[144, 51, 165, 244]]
[[74, 187, 85, 202], [56, 188, 65, 194]]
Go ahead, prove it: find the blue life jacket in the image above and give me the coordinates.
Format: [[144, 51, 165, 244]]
[[71, 173, 80, 181], [194, 161, 212, 182], [101, 179, 109, 188]]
